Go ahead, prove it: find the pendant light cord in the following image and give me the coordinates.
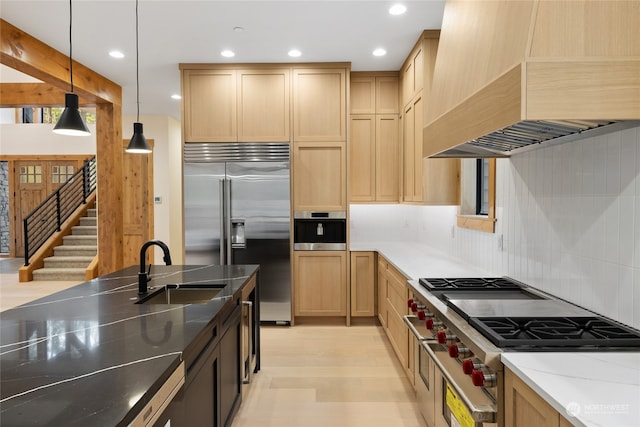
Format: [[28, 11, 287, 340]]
[[136, 0, 140, 123], [68, 0, 74, 93]]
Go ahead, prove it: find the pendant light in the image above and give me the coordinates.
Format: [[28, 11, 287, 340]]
[[53, 0, 91, 136], [126, 0, 152, 153]]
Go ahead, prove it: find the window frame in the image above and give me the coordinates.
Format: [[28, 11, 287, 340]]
[[456, 158, 496, 233]]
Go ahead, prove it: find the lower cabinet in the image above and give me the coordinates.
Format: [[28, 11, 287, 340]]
[[377, 255, 413, 384], [505, 368, 574, 427], [350, 251, 376, 317], [294, 251, 347, 317], [180, 299, 242, 427]]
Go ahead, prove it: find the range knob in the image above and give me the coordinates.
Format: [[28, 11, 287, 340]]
[[425, 318, 443, 330], [471, 369, 497, 387], [417, 309, 425, 320], [448, 343, 472, 359], [410, 302, 418, 312], [462, 359, 482, 375], [436, 331, 456, 345], [407, 298, 414, 308]]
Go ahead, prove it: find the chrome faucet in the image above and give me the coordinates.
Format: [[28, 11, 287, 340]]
[[138, 240, 172, 295]]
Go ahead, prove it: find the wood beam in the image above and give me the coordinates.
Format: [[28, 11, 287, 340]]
[[0, 18, 121, 106], [0, 82, 95, 107]]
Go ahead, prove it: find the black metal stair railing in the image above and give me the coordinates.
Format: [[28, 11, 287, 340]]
[[23, 156, 97, 266]]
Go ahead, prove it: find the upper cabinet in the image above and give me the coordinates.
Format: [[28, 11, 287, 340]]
[[182, 69, 237, 142], [399, 31, 460, 205], [180, 66, 290, 143], [237, 69, 290, 142], [349, 73, 400, 203], [293, 68, 347, 142]]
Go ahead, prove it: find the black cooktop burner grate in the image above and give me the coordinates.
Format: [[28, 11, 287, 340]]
[[419, 277, 524, 290], [469, 316, 640, 348]]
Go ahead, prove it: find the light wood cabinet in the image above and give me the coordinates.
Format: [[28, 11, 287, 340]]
[[292, 141, 347, 211], [237, 69, 290, 142], [293, 68, 347, 142], [181, 66, 291, 143], [377, 257, 387, 327], [350, 251, 375, 317], [349, 73, 400, 203], [505, 368, 574, 427], [399, 31, 460, 205], [294, 251, 347, 316], [377, 255, 413, 381], [182, 69, 237, 142]]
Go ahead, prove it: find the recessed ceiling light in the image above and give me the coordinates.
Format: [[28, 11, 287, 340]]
[[109, 50, 125, 59], [221, 50, 235, 58], [288, 49, 302, 58], [171, 94, 182, 100], [389, 4, 407, 15], [373, 48, 387, 57], [233, 26, 244, 32]]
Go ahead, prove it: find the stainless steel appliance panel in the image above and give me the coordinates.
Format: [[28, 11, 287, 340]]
[[184, 145, 291, 323]]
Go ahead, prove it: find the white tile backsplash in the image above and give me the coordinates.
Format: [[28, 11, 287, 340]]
[[350, 125, 640, 329]]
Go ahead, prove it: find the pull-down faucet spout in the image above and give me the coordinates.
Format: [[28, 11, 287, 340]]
[[138, 240, 172, 295]]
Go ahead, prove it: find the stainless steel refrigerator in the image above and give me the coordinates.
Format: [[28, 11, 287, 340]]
[[183, 143, 291, 323]]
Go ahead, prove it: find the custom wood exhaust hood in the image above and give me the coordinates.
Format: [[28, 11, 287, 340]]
[[423, 0, 640, 158]]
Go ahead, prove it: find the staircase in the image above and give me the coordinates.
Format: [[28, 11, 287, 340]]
[[32, 208, 97, 281]]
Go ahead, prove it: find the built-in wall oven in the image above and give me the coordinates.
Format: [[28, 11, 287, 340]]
[[293, 211, 346, 251]]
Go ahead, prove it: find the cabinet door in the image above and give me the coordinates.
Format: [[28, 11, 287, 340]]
[[377, 258, 387, 327], [237, 69, 290, 142], [403, 100, 416, 202], [350, 76, 376, 114], [294, 251, 347, 316], [219, 306, 242, 427], [183, 69, 237, 142], [505, 368, 562, 427], [375, 115, 400, 202], [376, 76, 399, 114], [386, 264, 410, 370], [349, 115, 376, 202], [423, 158, 460, 206], [293, 68, 346, 141], [184, 341, 219, 426], [350, 251, 375, 317], [292, 141, 346, 211], [403, 94, 424, 203]]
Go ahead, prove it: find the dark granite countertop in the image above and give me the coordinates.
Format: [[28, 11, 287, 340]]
[[0, 264, 258, 427]]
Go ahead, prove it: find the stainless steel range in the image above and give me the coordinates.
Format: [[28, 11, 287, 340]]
[[404, 277, 640, 427]]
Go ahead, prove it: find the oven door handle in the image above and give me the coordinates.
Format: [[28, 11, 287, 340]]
[[403, 315, 427, 341], [419, 340, 497, 424]]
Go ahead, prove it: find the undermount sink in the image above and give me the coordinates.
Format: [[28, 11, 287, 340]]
[[136, 284, 228, 305]]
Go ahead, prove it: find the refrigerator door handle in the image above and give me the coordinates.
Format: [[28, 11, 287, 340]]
[[219, 178, 226, 265], [225, 178, 232, 265]]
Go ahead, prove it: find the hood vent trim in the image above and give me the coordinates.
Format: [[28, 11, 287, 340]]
[[432, 120, 638, 158]]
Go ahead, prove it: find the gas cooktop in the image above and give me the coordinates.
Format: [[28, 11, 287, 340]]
[[419, 277, 524, 290], [469, 316, 640, 350]]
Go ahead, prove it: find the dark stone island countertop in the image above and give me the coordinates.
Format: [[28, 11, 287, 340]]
[[0, 264, 259, 427]]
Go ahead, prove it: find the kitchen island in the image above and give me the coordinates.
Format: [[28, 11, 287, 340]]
[[0, 264, 259, 426]]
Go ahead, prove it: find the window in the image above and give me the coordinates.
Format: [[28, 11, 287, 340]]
[[19, 165, 42, 184], [457, 158, 496, 233], [52, 165, 75, 184]]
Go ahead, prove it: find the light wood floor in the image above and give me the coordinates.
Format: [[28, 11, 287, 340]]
[[0, 258, 83, 312], [0, 258, 425, 427], [234, 323, 424, 427]]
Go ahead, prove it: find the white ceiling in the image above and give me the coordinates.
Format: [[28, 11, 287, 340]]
[[0, 0, 445, 120]]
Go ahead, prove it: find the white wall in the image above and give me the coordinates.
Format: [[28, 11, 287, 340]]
[[123, 115, 183, 264], [351, 125, 640, 329], [0, 123, 97, 154]]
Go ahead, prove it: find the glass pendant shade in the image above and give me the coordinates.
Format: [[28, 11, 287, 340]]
[[126, 122, 152, 153], [53, 93, 91, 136]]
